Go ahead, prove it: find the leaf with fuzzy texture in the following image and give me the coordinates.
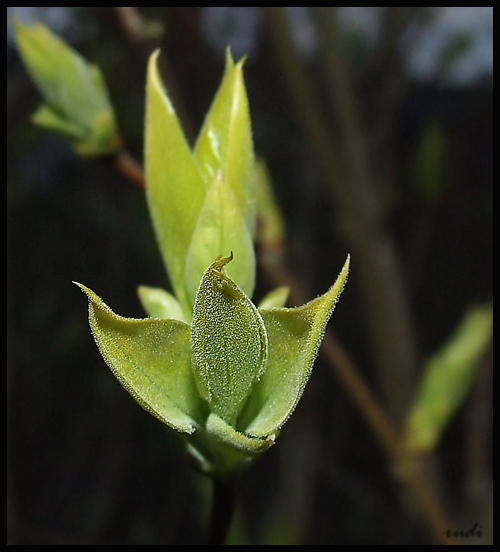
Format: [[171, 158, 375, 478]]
[[185, 413, 275, 479], [191, 254, 267, 426], [75, 282, 202, 433], [239, 256, 350, 437]]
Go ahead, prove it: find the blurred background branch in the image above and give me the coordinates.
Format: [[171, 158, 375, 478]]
[[264, 6, 419, 424]]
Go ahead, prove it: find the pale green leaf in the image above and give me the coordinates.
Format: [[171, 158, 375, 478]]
[[185, 413, 275, 478], [240, 256, 350, 437], [405, 304, 493, 453], [191, 254, 268, 426], [255, 159, 286, 248], [13, 18, 120, 156], [137, 285, 187, 322], [206, 412, 276, 454], [257, 286, 289, 310], [145, 50, 206, 316], [194, 49, 256, 235], [184, 173, 255, 304], [32, 103, 87, 139], [74, 282, 202, 433], [73, 110, 122, 157]]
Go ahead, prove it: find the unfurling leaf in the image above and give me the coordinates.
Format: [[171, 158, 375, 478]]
[[58, 24, 352, 479], [145, 50, 206, 316], [191, 254, 268, 426], [75, 253, 349, 478], [184, 173, 255, 304], [145, 49, 257, 315], [13, 18, 120, 156], [194, 50, 256, 236]]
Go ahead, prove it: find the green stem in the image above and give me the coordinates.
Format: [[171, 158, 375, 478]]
[[206, 478, 237, 545]]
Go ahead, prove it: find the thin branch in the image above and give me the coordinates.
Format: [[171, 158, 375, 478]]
[[111, 149, 145, 190], [260, 249, 454, 546], [206, 479, 237, 545], [263, 5, 418, 427], [262, 8, 454, 544]]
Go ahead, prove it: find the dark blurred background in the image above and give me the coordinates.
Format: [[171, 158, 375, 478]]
[[7, 7, 493, 545]]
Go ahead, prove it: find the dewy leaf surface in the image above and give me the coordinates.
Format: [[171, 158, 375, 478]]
[[184, 174, 255, 304], [241, 256, 350, 437], [75, 283, 200, 433], [145, 50, 206, 316], [191, 255, 268, 426], [194, 50, 256, 236]]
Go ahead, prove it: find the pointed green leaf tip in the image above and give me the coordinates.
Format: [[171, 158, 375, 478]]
[[145, 49, 256, 317], [12, 18, 120, 156], [73, 282, 201, 434], [191, 253, 268, 427], [239, 255, 350, 437], [184, 173, 255, 305], [194, 49, 256, 235], [145, 50, 206, 316]]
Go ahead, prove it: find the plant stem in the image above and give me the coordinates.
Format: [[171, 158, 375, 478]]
[[112, 149, 145, 190], [206, 478, 237, 545]]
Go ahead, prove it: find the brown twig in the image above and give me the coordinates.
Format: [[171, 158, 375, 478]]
[[112, 149, 145, 190], [261, 7, 455, 544], [259, 244, 453, 545], [264, 6, 419, 425]]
